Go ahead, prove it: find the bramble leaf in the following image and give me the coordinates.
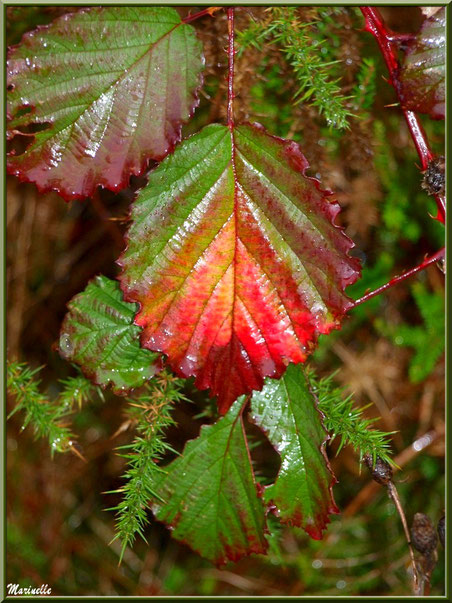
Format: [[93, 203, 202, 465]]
[[7, 6, 203, 199], [151, 398, 268, 565], [250, 364, 338, 538], [399, 8, 445, 119], [119, 123, 360, 413], [60, 275, 161, 392]]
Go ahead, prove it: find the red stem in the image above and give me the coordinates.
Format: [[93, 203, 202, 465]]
[[360, 7, 445, 224], [227, 7, 235, 129], [182, 6, 222, 24], [352, 247, 445, 307]]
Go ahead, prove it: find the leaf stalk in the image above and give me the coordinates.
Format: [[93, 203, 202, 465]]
[[227, 7, 235, 129], [182, 6, 222, 24], [352, 247, 445, 307]]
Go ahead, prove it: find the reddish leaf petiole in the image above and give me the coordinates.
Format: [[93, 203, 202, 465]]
[[352, 247, 445, 307], [360, 7, 445, 223], [227, 7, 235, 129], [182, 6, 222, 24]]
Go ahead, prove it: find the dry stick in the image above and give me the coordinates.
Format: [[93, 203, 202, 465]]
[[386, 481, 421, 595], [363, 456, 420, 594], [360, 7, 445, 224], [344, 430, 439, 518], [348, 432, 439, 594], [352, 247, 445, 307]]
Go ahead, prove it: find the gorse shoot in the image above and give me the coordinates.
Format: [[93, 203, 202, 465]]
[[237, 6, 355, 128], [108, 372, 186, 562], [7, 361, 96, 456], [308, 369, 395, 467]]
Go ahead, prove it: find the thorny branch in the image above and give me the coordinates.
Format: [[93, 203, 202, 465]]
[[360, 7, 446, 224]]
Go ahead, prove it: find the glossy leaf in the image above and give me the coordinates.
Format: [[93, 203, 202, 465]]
[[151, 398, 268, 565], [60, 275, 161, 392], [250, 364, 338, 538], [399, 8, 445, 119], [119, 123, 360, 413], [7, 6, 204, 199]]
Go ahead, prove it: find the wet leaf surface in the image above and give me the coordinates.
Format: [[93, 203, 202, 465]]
[[60, 275, 161, 392], [250, 364, 338, 538], [7, 6, 204, 199], [119, 123, 360, 412], [151, 398, 268, 565], [399, 8, 445, 119]]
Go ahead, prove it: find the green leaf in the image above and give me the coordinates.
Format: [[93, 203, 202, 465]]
[[7, 6, 204, 199], [151, 398, 268, 565], [250, 364, 338, 538], [399, 8, 445, 119], [60, 275, 161, 392]]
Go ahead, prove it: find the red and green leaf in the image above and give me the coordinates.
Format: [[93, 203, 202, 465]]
[[60, 275, 161, 392], [151, 398, 268, 565], [399, 8, 445, 119], [119, 123, 360, 413], [7, 6, 204, 200], [250, 363, 338, 538]]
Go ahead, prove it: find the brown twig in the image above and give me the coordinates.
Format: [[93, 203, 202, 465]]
[[386, 481, 420, 594], [344, 430, 439, 518], [363, 455, 420, 593]]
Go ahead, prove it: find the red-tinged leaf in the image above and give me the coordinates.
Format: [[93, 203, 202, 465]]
[[119, 123, 360, 413], [7, 6, 203, 200], [399, 8, 445, 119], [151, 398, 268, 565], [250, 364, 338, 538], [60, 275, 161, 392]]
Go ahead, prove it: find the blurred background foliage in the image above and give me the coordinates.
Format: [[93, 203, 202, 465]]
[[6, 5, 444, 597]]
